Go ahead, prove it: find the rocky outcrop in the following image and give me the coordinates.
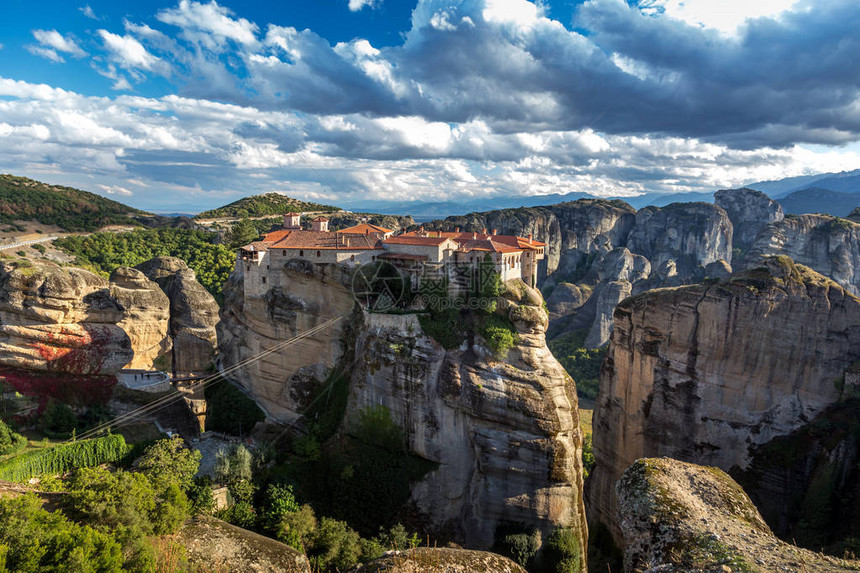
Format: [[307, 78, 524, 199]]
[[217, 260, 356, 422], [849, 207, 860, 223], [715, 187, 784, 250], [589, 257, 860, 541], [625, 202, 733, 279], [136, 257, 219, 374], [348, 548, 527, 572], [0, 261, 132, 374], [744, 214, 860, 295], [178, 516, 311, 573], [346, 281, 587, 558], [109, 267, 171, 370], [617, 458, 859, 572]]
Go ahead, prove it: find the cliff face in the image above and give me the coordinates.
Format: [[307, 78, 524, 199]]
[[0, 258, 217, 376], [0, 261, 133, 374], [218, 263, 588, 562], [616, 458, 858, 572], [588, 257, 860, 540], [217, 259, 356, 423], [715, 187, 784, 249], [136, 257, 219, 375], [346, 283, 587, 553], [348, 548, 527, 573], [745, 214, 860, 295]]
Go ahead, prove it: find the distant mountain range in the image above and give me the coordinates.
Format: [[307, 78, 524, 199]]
[[745, 169, 860, 198]]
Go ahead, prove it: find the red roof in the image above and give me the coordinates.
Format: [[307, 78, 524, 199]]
[[336, 223, 393, 235], [401, 230, 545, 249], [261, 230, 382, 251], [383, 236, 452, 247], [312, 216, 329, 222], [457, 239, 522, 254]]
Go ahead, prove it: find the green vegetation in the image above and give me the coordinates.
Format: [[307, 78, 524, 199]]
[[195, 192, 339, 219], [544, 527, 583, 573], [548, 330, 607, 400], [0, 421, 27, 458], [0, 434, 131, 482], [479, 313, 519, 358], [0, 174, 146, 231], [0, 436, 204, 572], [54, 228, 235, 301], [204, 378, 266, 436], [417, 308, 466, 349]]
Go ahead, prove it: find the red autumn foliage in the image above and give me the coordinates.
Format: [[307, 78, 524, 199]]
[[31, 325, 115, 375], [0, 367, 116, 413]]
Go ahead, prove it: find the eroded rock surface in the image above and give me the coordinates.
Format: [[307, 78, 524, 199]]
[[136, 257, 219, 374], [715, 187, 784, 249], [589, 257, 860, 540], [0, 261, 132, 374], [110, 267, 171, 370], [744, 214, 860, 295], [346, 280, 587, 556], [617, 458, 859, 572], [217, 260, 355, 422], [348, 548, 527, 572], [178, 516, 311, 573]]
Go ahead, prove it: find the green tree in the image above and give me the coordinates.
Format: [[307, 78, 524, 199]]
[[137, 436, 202, 492], [309, 517, 362, 572], [226, 218, 260, 249]]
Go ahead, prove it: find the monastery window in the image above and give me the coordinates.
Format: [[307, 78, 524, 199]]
[[350, 255, 355, 262], [246, 265, 250, 271], [262, 276, 267, 284], [299, 250, 304, 257], [316, 251, 321, 257]]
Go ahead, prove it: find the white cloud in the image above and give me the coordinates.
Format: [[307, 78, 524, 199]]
[[157, 0, 258, 48], [80, 5, 99, 20], [348, 0, 378, 12], [33, 29, 87, 57], [27, 46, 65, 63], [97, 184, 133, 196], [98, 30, 167, 74], [637, 0, 802, 35]]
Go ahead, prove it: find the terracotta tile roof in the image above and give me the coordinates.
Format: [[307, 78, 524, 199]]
[[268, 230, 382, 250], [383, 236, 452, 247], [312, 216, 329, 222], [401, 230, 545, 249], [262, 229, 293, 243], [336, 223, 393, 235], [457, 239, 522, 254], [240, 241, 271, 252]]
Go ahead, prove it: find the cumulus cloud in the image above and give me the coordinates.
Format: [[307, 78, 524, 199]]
[[27, 29, 87, 62], [79, 5, 99, 20], [157, 0, 258, 49], [348, 0, 378, 12]]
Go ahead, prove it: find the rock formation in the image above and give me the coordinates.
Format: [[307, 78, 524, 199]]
[[616, 458, 859, 572], [109, 267, 171, 370], [0, 261, 132, 374], [589, 257, 860, 541], [345, 281, 587, 556], [348, 548, 527, 572], [178, 516, 311, 573], [0, 258, 218, 377], [218, 262, 588, 563], [849, 207, 860, 223], [217, 260, 356, 423], [744, 214, 860, 295], [715, 187, 784, 249], [136, 257, 219, 374]]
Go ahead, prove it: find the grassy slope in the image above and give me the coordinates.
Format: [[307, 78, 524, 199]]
[[0, 174, 147, 232], [195, 193, 340, 219]]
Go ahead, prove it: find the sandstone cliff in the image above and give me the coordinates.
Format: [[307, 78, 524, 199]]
[[345, 281, 587, 555], [744, 214, 860, 295], [616, 457, 859, 572], [0, 260, 133, 374], [217, 259, 356, 423], [136, 257, 219, 375], [715, 187, 784, 250], [218, 263, 588, 563], [588, 257, 860, 541], [0, 258, 218, 377]]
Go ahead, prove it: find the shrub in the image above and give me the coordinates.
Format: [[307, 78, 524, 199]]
[[0, 420, 26, 456], [277, 504, 318, 551], [0, 434, 130, 482], [262, 483, 300, 532], [309, 517, 363, 573], [479, 313, 519, 358], [0, 494, 124, 572], [418, 308, 466, 349], [544, 527, 583, 573], [137, 436, 202, 492], [39, 400, 77, 437]]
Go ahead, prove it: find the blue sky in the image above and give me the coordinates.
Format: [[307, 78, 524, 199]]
[[1, 0, 859, 212]]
